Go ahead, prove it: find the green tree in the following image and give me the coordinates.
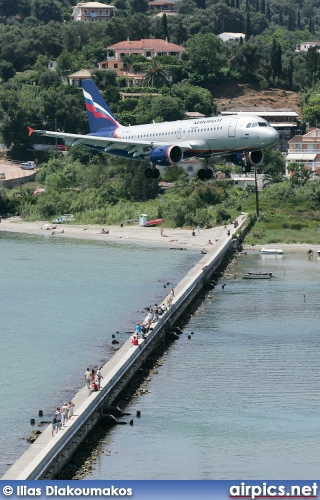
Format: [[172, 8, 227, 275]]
[[119, 163, 160, 201], [0, 0, 30, 18], [186, 33, 224, 87], [32, 0, 63, 23], [130, 0, 148, 14], [91, 69, 117, 90], [169, 81, 214, 116], [245, 11, 252, 40], [142, 60, 170, 88], [150, 95, 185, 121], [288, 162, 314, 185], [0, 60, 15, 82]]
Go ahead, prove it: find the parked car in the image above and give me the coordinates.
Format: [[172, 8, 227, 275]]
[[21, 161, 35, 170], [0, 172, 5, 179]]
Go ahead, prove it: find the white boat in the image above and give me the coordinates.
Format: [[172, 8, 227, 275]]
[[242, 272, 272, 279], [261, 247, 283, 254]]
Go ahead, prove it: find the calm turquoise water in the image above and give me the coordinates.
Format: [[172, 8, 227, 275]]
[[85, 251, 320, 480], [0, 231, 199, 477], [2, 233, 320, 479]]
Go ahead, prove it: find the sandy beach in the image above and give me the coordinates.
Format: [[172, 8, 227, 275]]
[[0, 216, 237, 250], [1, 216, 318, 254]]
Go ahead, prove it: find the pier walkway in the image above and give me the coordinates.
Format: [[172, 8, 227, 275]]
[[2, 214, 247, 480]]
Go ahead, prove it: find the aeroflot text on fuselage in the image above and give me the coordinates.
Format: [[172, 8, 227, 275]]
[[193, 118, 223, 124]]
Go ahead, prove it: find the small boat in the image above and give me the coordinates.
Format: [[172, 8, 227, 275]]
[[261, 247, 283, 254], [317, 250, 320, 256], [145, 218, 164, 227], [242, 272, 272, 279]]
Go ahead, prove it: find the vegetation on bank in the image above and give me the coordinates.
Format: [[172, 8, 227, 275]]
[[1, 147, 320, 246]]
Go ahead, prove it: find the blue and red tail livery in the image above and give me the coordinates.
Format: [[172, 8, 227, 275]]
[[82, 79, 120, 134]]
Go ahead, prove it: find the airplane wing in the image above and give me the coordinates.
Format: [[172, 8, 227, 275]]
[[30, 128, 199, 158]]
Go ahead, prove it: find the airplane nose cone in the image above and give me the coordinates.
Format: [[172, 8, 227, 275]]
[[267, 127, 279, 147]]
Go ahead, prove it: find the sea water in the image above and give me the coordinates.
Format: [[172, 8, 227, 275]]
[[84, 250, 320, 480], [0, 231, 200, 477]]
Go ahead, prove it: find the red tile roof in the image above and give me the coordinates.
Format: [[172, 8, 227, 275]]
[[108, 38, 185, 52]]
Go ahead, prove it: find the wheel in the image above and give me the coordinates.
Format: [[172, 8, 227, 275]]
[[153, 168, 160, 179], [198, 168, 207, 181], [144, 167, 153, 179], [206, 168, 213, 180]]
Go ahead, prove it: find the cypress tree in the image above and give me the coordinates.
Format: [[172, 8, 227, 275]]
[[175, 18, 187, 45], [279, 8, 283, 26], [260, 0, 265, 14], [287, 10, 292, 31], [225, 0, 230, 6], [235, 0, 240, 7], [230, 0, 235, 7], [246, 0, 250, 12], [271, 38, 278, 82], [162, 13, 169, 40], [266, 2, 271, 21], [297, 10, 301, 30], [245, 11, 252, 40], [277, 44, 282, 82], [255, 0, 259, 12], [288, 56, 293, 89]]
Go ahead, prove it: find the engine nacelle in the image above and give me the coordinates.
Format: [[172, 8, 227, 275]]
[[229, 150, 264, 168], [149, 145, 183, 166]]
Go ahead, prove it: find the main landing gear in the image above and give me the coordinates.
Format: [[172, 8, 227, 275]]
[[144, 166, 160, 179], [197, 168, 213, 181], [241, 152, 251, 173]]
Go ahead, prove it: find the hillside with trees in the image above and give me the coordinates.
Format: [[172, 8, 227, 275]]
[[1, 0, 320, 236]]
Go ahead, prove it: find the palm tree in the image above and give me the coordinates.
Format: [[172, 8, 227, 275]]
[[263, 172, 286, 188], [142, 60, 170, 88]]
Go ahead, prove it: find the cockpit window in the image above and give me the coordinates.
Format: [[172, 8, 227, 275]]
[[251, 122, 258, 127], [258, 122, 267, 127], [246, 123, 252, 128]]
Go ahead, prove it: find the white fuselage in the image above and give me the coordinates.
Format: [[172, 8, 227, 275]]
[[113, 114, 279, 157]]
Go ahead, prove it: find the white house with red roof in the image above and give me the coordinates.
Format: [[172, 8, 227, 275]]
[[100, 38, 186, 68], [97, 38, 186, 86], [286, 128, 320, 175], [71, 2, 114, 22], [148, 0, 176, 14]]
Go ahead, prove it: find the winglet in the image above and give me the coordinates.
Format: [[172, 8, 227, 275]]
[[27, 126, 34, 136]]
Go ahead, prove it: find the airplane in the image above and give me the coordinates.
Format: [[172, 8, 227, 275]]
[[28, 79, 279, 180]]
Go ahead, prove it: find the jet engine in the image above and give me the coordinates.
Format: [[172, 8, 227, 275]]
[[228, 150, 264, 173], [149, 145, 183, 166]]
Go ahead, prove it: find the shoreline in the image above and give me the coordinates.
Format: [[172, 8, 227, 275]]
[[0, 217, 233, 251], [1, 217, 319, 253]]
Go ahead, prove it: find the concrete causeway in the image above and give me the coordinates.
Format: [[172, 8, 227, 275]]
[[2, 214, 247, 480]]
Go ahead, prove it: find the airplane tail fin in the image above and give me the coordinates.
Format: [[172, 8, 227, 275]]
[[82, 79, 121, 134]]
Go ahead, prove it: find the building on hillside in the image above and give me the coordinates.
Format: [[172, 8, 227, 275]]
[[148, 0, 176, 14], [98, 39, 185, 84], [218, 32, 245, 43], [286, 128, 320, 176], [220, 106, 300, 152], [98, 38, 186, 73], [69, 69, 93, 86], [295, 41, 320, 52], [71, 2, 114, 22]]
